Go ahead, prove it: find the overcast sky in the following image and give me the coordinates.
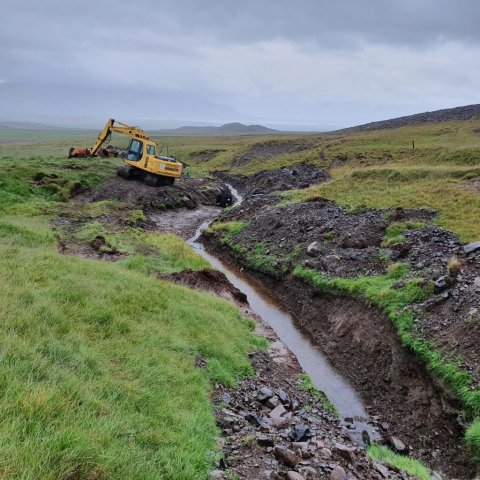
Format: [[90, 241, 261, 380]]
[[1, 0, 479, 129]]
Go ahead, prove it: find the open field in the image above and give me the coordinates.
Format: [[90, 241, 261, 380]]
[[179, 120, 480, 242]]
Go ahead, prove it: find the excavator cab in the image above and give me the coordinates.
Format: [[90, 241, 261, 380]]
[[126, 139, 143, 161]]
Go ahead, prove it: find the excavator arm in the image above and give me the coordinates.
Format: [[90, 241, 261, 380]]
[[68, 119, 150, 158]]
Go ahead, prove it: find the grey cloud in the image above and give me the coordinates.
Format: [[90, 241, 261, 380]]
[[0, 0, 479, 128]]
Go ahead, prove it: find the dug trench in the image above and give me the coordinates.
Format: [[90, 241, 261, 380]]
[[55, 167, 475, 478], [52, 172, 413, 479], [197, 166, 480, 478]]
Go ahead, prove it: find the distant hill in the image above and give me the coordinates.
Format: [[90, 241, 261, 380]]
[[338, 104, 480, 133], [152, 122, 280, 136]]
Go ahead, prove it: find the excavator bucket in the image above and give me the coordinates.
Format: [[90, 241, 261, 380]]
[[68, 147, 91, 158]]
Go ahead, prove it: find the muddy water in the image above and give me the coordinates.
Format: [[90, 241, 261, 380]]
[[186, 184, 378, 443]]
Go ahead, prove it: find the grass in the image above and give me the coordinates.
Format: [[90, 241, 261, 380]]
[[282, 164, 480, 243], [205, 223, 288, 278], [0, 153, 264, 478], [466, 421, 480, 458], [298, 373, 339, 416], [381, 220, 427, 247], [119, 232, 211, 275], [0, 233, 260, 479], [367, 444, 432, 480], [293, 264, 480, 455]]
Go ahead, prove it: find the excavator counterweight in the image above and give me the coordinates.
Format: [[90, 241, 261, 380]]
[[68, 118, 182, 186]]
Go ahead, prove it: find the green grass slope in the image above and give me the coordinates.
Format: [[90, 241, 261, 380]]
[[0, 155, 263, 479]]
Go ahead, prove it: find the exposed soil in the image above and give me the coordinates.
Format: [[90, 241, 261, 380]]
[[221, 196, 436, 279], [232, 140, 316, 167], [158, 268, 247, 306], [211, 347, 414, 480], [218, 164, 330, 196], [203, 236, 474, 478], [200, 168, 480, 478], [75, 174, 227, 211], [188, 149, 226, 163]]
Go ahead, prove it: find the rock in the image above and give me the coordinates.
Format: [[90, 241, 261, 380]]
[[380, 422, 390, 431], [265, 395, 280, 409], [286, 472, 304, 480], [291, 442, 309, 451], [299, 466, 317, 478], [463, 240, 480, 254], [320, 254, 343, 271], [274, 446, 299, 467], [334, 443, 356, 462], [389, 435, 408, 453], [271, 416, 289, 428], [473, 277, 480, 292], [306, 241, 322, 257], [208, 470, 225, 479], [320, 447, 332, 458], [257, 434, 275, 447], [269, 404, 286, 418], [373, 462, 390, 478], [290, 424, 311, 442], [361, 429, 371, 446], [434, 275, 453, 293], [278, 390, 290, 405], [329, 466, 347, 480], [257, 387, 274, 402], [432, 471, 443, 480]]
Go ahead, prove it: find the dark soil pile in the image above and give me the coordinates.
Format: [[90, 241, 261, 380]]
[[75, 175, 226, 211], [220, 164, 330, 196], [222, 197, 435, 279]]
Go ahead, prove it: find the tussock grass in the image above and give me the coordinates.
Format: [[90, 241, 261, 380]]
[[119, 232, 211, 275], [466, 420, 480, 456], [0, 238, 260, 479], [381, 220, 427, 247], [367, 444, 432, 480]]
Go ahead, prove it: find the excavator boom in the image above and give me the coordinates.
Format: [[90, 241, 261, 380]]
[[67, 118, 182, 187], [69, 119, 149, 157]]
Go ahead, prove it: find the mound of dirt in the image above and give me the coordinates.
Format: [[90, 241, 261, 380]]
[[159, 268, 247, 305], [221, 196, 435, 278], [218, 164, 330, 197], [76, 175, 227, 211]]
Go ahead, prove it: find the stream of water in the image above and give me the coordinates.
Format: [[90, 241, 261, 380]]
[[186, 184, 378, 443]]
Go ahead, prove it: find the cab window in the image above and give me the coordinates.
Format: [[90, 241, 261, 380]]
[[127, 139, 143, 161], [146, 145, 156, 155]]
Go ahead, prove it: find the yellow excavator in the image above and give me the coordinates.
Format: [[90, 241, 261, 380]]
[[68, 119, 182, 186]]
